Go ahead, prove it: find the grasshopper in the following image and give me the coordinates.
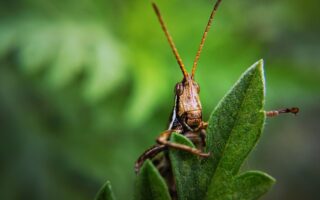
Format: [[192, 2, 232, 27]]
[[135, 0, 299, 197]]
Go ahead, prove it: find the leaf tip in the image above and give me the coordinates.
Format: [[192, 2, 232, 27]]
[[251, 59, 264, 73], [263, 172, 276, 185], [95, 180, 116, 200], [139, 159, 153, 174], [251, 59, 266, 97], [257, 58, 264, 65]]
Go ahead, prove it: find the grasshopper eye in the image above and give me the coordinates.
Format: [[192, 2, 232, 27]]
[[175, 83, 184, 96], [194, 82, 200, 93]]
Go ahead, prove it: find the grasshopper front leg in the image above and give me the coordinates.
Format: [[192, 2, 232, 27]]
[[157, 130, 210, 157]]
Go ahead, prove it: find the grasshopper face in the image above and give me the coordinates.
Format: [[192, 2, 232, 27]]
[[175, 76, 202, 129]]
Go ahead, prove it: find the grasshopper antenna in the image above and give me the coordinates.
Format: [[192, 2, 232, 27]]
[[152, 2, 189, 79], [191, 0, 222, 79]]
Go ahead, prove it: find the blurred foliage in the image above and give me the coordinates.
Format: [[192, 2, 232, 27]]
[[0, 0, 319, 199]]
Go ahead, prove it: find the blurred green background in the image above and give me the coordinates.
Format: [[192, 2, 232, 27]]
[[0, 0, 319, 199]]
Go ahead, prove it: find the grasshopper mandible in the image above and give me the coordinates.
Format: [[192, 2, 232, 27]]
[[135, 0, 299, 196]]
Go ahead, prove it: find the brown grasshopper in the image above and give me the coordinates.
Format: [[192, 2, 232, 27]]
[[135, 0, 299, 197]]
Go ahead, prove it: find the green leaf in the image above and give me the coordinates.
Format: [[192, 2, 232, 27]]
[[134, 160, 171, 200], [204, 60, 272, 199], [233, 171, 275, 200], [95, 181, 116, 200], [169, 133, 203, 200]]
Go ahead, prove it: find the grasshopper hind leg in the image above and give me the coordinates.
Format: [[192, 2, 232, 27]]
[[134, 144, 167, 173]]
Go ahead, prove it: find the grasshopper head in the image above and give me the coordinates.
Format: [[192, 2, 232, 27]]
[[175, 75, 202, 128]]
